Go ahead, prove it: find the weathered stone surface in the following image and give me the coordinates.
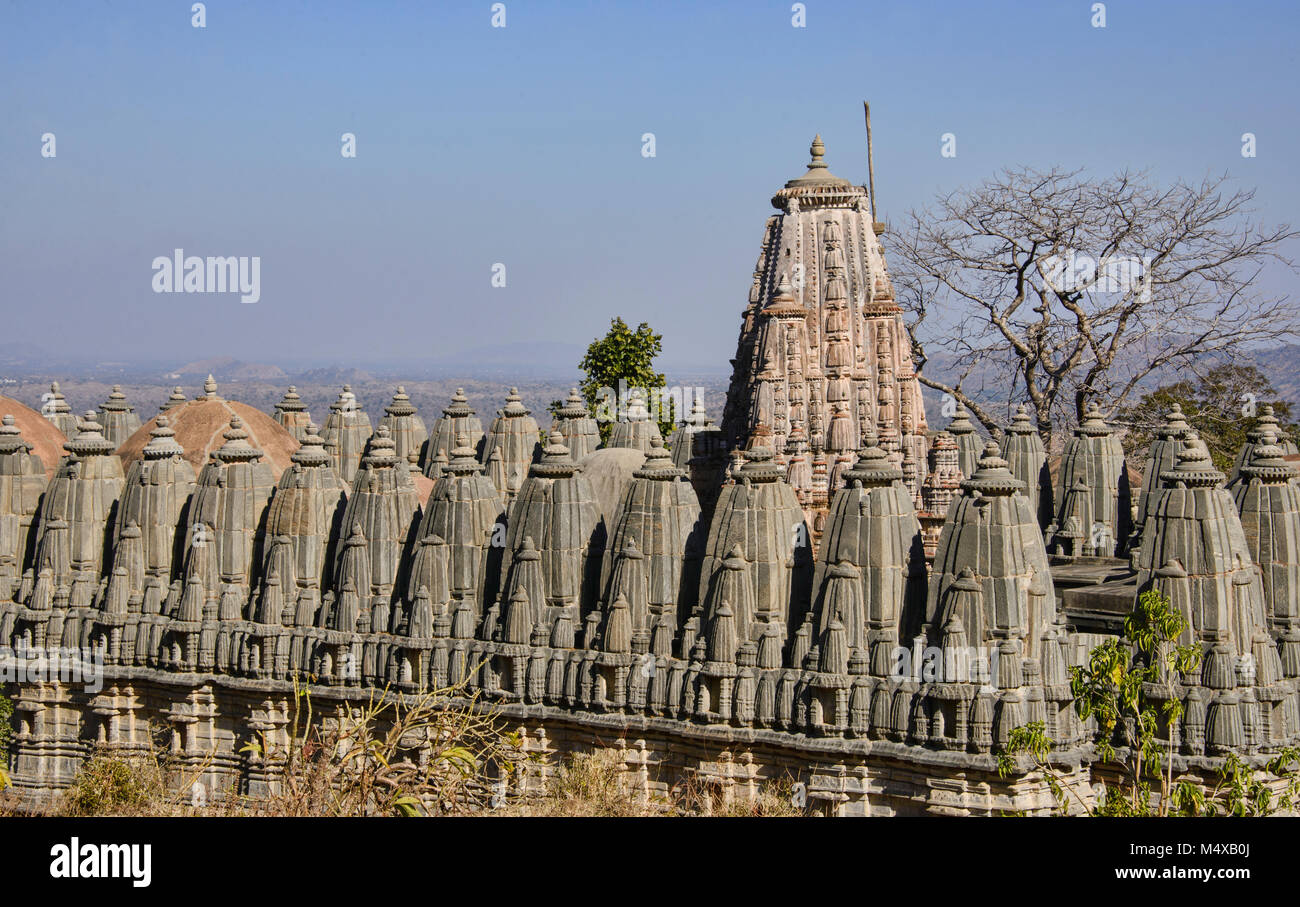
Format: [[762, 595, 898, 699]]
[[672, 397, 726, 515], [423, 388, 486, 474], [607, 388, 661, 453], [697, 435, 813, 661], [40, 381, 78, 438], [1134, 434, 1297, 754], [594, 437, 704, 657], [0, 415, 49, 601], [376, 386, 428, 468], [721, 137, 929, 530], [96, 385, 141, 448], [320, 385, 373, 485], [551, 388, 600, 463], [0, 395, 66, 479], [922, 441, 1077, 754], [1130, 403, 1191, 553], [1232, 405, 1297, 481], [481, 387, 541, 503], [118, 377, 298, 481], [1231, 430, 1300, 678], [1048, 404, 1132, 557], [945, 404, 982, 480], [1002, 405, 1052, 530], [272, 386, 313, 442], [413, 433, 504, 633]]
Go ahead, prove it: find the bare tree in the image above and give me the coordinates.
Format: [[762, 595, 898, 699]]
[[887, 167, 1298, 444]]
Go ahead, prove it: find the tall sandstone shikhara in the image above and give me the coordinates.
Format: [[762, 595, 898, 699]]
[[2, 138, 1300, 815]]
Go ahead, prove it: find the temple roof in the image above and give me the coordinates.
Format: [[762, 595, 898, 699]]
[[0, 395, 70, 478], [116, 380, 299, 479]]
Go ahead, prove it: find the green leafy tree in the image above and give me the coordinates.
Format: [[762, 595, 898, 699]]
[[1118, 363, 1296, 472], [575, 317, 674, 444]]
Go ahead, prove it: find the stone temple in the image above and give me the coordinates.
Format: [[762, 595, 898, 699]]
[[3, 137, 1300, 816]]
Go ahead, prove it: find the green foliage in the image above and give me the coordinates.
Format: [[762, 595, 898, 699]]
[[577, 317, 673, 443], [1118, 363, 1296, 472], [0, 690, 12, 792], [1001, 589, 1300, 816]]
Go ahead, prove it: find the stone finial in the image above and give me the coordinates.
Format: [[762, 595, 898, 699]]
[[556, 388, 587, 419], [142, 415, 185, 460], [502, 387, 530, 418], [291, 422, 331, 467], [65, 411, 116, 457], [0, 414, 30, 455], [161, 386, 188, 412], [203, 374, 219, 398], [213, 415, 263, 463]]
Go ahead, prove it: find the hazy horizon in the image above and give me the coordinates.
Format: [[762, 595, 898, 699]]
[[4, 1, 1299, 375]]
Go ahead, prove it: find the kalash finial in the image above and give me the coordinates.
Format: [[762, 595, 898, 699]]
[[808, 134, 827, 171]]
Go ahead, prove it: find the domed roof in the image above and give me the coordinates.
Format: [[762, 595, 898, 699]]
[[579, 447, 646, 529], [115, 378, 299, 479], [0, 394, 71, 478]]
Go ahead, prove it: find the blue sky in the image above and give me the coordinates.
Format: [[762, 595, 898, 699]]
[[2, 0, 1297, 374]]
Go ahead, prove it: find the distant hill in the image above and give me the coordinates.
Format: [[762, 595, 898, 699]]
[[168, 356, 288, 382]]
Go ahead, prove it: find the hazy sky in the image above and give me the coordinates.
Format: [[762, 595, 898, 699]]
[[3, 0, 1297, 375]]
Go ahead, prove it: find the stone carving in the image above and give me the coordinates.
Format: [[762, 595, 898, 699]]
[[273, 386, 313, 441], [1048, 403, 1132, 557], [480, 387, 541, 503], [720, 137, 928, 532], [96, 385, 141, 448], [5, 136, 1299, 816]]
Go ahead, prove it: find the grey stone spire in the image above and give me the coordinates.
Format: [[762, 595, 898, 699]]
[[672, 396, 726, 516], [42, 382, 79, 437], [170, 416, 276, 672], [110, 416, 196, 650], [1131, 402, 1192, 552], [0, 415, 47, 604], [607, 387, 662, 453], [491, 431, 602, 642], [272, 386, 313, 442], [945, 403, 982, 480], [1002, 404, 1052, 529], [1049, 403, 1132, 557], [256, 423, 346, 633], [1231, 404, 1295, 482], [595, 436, 703, 662], [480, 387, 541, 503], [696, 433, 813, 670], [423, 388, 485, 474], [376, 386, 428, 468], [97, 385, 141, 448], [413, 433, 504, 633], [26, 412, 125, 638], [1231, 429, 1300, 679], [721, 139, 929, 533], [331, 425, 422, 641], [921, 441, 1073, 753], [551, 388, 600, 462], [1134, 434, 1296, 755], [814, 431, 927, 679], [321, 385, 372, 485]]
